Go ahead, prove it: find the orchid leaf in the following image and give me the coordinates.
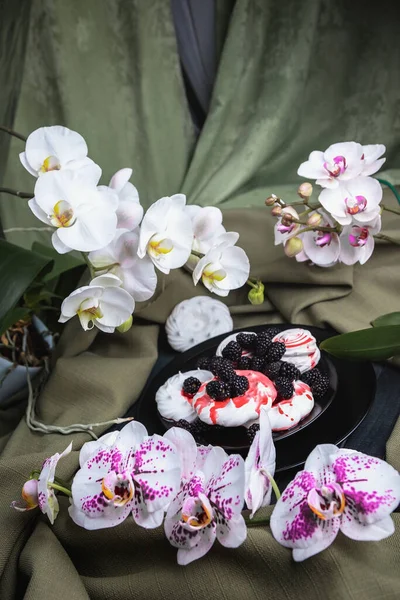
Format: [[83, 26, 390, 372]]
[[320, 325, 400, 361], [31, 242, 84, 281], [371, 312, 400, 328]]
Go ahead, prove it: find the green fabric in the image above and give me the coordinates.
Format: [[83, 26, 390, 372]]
[[1, 1, 400, 598]]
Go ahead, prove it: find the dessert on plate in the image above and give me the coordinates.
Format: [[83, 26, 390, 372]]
[[156, 326, 331, 445]]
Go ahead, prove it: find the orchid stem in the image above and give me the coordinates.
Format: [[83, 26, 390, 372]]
[[190, 250, 203, 259], [296, 225, 339, 235], [93, 262, 120, 272], [246, 279, 258, 289], [261, 469, 281, 500], [0, 187, 32, 199], [82, 252, 96, 279], [374, 233, 400, 246], [48, 482, 72, 497], [245, 517, 271, 527], [381, 204, 400, 216], [0, 125, 27, 142], [376, 178, 400, 206]]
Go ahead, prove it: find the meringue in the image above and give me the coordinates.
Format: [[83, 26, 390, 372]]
[[192, 370, 277, 428], [272, 328, 320, 373], [166, 296, 233, 352], [268, 380, 315, 431], [156, 369, 213, 423], [216, 331, 254, 357]]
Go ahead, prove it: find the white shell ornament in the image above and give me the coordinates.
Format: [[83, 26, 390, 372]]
[[165, 296, 233, 352]]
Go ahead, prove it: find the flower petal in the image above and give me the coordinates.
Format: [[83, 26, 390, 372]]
[[109, 168, 133, 192], [216, 514, 247, 548], [297, 151, 326, 179], [28, 197, 49, 224], [207, 454, 245, 518], [164, 428, 197, 481], [96, 286, 134, 327], [340, 513, 395, 541]]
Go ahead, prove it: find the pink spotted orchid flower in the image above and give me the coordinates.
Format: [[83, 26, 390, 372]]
[[245, 407, 276, 517], [69, 422, 181, 530], [163, 427, 247, 565], [12, 442, 72, 524], [270, 444, 400, 562]]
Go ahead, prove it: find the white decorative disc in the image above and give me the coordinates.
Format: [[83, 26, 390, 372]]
[[166, 296, 233, 352]]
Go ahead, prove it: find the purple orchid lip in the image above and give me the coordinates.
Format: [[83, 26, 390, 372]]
[[277, 223, 295, 234], [349, 226, 369, 247], [315, 232, 332, 247], [345, 194, 367, 215], [307, 483, 345, 520], [323, 155, 347, 178]]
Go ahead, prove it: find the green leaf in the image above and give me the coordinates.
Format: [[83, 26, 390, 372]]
[[371, 312, 400, 328], [0, 239, 53, 334], [320, 325, 400, 361], [0, 307, 31, 335], [31, 242, 84, 281]]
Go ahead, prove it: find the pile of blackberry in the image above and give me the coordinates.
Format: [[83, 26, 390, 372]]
[[184, 358, 250, 402], [301, 368, 330, 399]]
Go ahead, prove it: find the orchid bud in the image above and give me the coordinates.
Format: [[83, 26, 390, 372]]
[[298, 182, 313, 199], [284, 236, 303, 257], [281, 212, 295, 226], [21, 479, 39, 509], [271, 205, 282, 217], [265, 195, 277, 207], [307, 212, 323, 227], [248, 282, 265, 305], [117, 315, 133, 333]]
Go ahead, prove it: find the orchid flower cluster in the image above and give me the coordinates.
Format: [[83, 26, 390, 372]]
[[270, 142, 400, 267], [16, 125, 252, 333], [12, 408, 400, 565]]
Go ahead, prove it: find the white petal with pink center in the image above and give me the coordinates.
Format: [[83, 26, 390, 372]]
[[319, 177, 382, 226], [245, 407, 276, 517], [301, 211, 340, 267], [360, 144, 386, 177], [69, 421, 181, 530], [59, 273, 134, 333], [165, 445, 246, 565], [297, 142, 364, 189], [339, 216, 381, 266], [138, 194, 193, 274], [108, 168, 143, 231], [270, 444, 400, 561], [192, 235, 250, 297], [30, 167, 119, 253], [274, 206, 301, 246], [34, 443, 72, 524], [89, 229, 157, 302], [19, 125, 96, 178], [185, 205, 227, 254]]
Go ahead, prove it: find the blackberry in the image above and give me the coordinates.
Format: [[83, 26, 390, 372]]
[[196, 356, 211, 370], [230, 375, 249, 398], [222, 341, 242, 363], [214, 359, 236, 382], [311, 374, 330, 399], [236, 332, 257, 350], [251, 356, 266, 373], [266, 327, 280, 338], [182, 377, 201, 396], [265, 341, 286, 363], [176, 419, 191, 431], [263, 361, 282, 380], [188, 419, 207, 435], [301, 368, 322, 386], [206, 380, 230, 401], [275, 377, 294, 399], [247, 423, 260, 444], [254, 334, 272, 357], [279, 362, 300, 382], [238, 356, 252, 370], [209, 356, 225, 376]]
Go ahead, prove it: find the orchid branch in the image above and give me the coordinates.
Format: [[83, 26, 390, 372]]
[[245, 517, 271, 527], [48, 482, 72, 497], [0, 187, 33, 199], [0, 124, 27, 142], [381, 204, 400, 216], [81, 252, 96, 279], [374, 233, 400, 246], [376, 178, 400, 206]]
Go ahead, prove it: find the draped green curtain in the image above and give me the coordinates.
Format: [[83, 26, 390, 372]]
[[1, 2, 400, 599], [1, 0, 400, 248]]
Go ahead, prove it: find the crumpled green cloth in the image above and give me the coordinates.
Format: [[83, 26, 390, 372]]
[[1, 1, 400, 598]]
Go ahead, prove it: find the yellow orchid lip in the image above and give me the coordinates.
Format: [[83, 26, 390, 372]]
[[101, 472, 134, 507], [307, 485, 346, 521], [50, 200, 76, 228], [202, 263, 227, 284], [39, 155, 61, 174], [181, 495, 213, 529], [148, 236, 174, 256]]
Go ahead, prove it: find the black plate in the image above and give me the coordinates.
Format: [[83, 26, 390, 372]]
[[133, 324, 376, 472]]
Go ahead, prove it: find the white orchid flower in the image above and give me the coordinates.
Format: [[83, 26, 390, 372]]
[[274, 206, 301, 246], [138, 194, 194, 274], [270, 445, 400, 562], [193, 234, 250, 296], [59, 273, 134, 333], [339, 216, 381, 265], [29, 166, 119, 254], [89, 229, 157, 302], [19, 125, 96, 177], [164, 443, 247, 565], [12, 443, 72, 524], [301, 211, 341, 267], [244, 407, 276, 517], [298, 142, 365, 189], [319, 176, 382, 226], [185, 205, 227, 253], [108, 168, 143, 231], [360, 144, 386, 176], [69, 421, 181, 530]]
